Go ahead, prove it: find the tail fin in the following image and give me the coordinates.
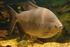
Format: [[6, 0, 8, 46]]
[[7, 5, 18, 16], [7, 5, 18, 34]]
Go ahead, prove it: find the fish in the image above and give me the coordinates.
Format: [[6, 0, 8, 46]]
[[7, 6, 63, 38]]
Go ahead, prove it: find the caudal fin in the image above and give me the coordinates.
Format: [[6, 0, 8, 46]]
[[6, 5, 18, 35], [7, 5, 18, 16]]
